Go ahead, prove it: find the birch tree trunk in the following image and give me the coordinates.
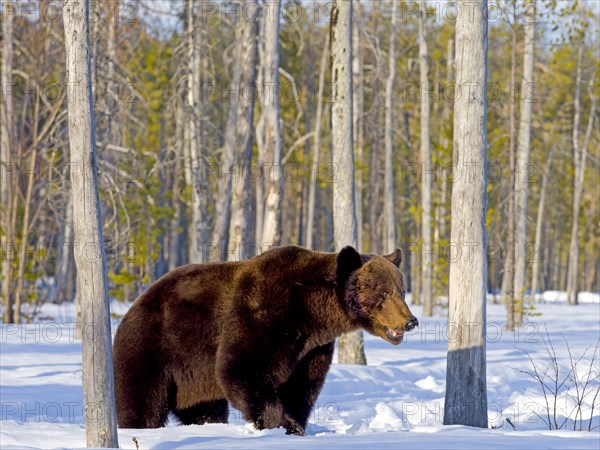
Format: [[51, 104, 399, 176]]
[[104, 0, 118, 157], [435, 37, 453, 248], [530, 144, 556, 304], [419, 2, 433, 317], [260, 0, 284, 246], [187, 0, 209, 262], [383, 0, 397, 254], [227, 1, 259, 260], [63, 1, 119, 445], [211, 76, 238, 261], [13, 102, 38, 323], [566, 50, 596, 305], [255, 7, 266, 246], [56, 192, 75, 303], [368, 115, 381, 255], [1, 2, 14, 323], [502, 5, 518, 330], [514, 4, 535, 308], [331, 0, 366, 366], [306, 33, 329, 249], [443, 0, 488, 428], [169, 100, 186, 270], [352, 0, 364, 250]]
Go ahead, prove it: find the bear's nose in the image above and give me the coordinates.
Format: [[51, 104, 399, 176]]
[[405, 316, 419, 332]]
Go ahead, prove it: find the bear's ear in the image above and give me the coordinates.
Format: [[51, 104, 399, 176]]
[[336, 246, 363, 283], [384, 248, 403, 267]]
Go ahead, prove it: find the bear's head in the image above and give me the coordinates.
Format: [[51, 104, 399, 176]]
[[336, 246, 419, 345]]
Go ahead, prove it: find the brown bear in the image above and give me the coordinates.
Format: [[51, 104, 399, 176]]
[[112, 245, 418, 435]]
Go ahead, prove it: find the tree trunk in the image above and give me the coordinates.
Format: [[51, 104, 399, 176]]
[[1, 2, 14, 323], [368, 113, 381, 255], [514, 4, 535, 308], [566, 50, 596, 305], [352, 0, 364, 250], [210, 84, 237, 260], [63, 1, 119, 446], [530, 144, 556, 304], [502, 4, 518, 330], [56, 192, 75, 303], [331, 0, 366, 366], [104, 0, 118, 157], [255, 8, 266, 247], [155, 110, 169, 279], [306, 33, 329, 249], [187, 0, 209, 263], [383, 0, 397, 254], [444, 0, 489, 428], [419, 2, 433, 317], [227, 1, 259, 261], [13, 103, 39, 322], [169, 99, 185, 271], [260, 0, 284, 246]]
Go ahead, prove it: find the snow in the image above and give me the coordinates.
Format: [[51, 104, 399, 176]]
[[1, 292, 599, 449]]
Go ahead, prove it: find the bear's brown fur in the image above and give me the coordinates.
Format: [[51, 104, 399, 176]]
[[113, 245, 418, 435]]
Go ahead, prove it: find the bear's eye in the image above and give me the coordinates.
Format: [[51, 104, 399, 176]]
[[383, 291, 389, 299]]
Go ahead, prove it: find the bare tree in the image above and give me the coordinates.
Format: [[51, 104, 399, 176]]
[[383, 0, 397, 254], [211, 80, 237, 260], [566, 49, 596, 305], [13, 111, 38, 323], [260, 0, 284, 246], [444, 0, 489, 428], [56, 192, 75, 303], [331, 0, 366, 365], [530, 143, 557, 304], [187, 0, 209, 262], [63, 0, 119, 445], [227, 1, 259, 260], [306, 33, 329, 249], [1, 1, 14, 323], [502, 2, 519, 329], [514, 3, 535, 307], [352, 0, 364, 250], [419, 1, 433, 317]]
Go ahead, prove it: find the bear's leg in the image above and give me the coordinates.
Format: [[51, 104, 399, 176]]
[[174, 399, 229, 425], [218, 360, 287, 431], [114, 347, 171, 428], [277, 341, 335, 435]]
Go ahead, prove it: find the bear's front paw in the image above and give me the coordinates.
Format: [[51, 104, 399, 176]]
[[254, 400, 284, 430], [283, 414, 305, 436]]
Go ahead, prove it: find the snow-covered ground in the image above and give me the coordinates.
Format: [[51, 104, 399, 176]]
[[1, 293, 599, 449]]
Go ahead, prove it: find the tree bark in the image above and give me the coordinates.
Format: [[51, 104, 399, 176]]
[[1, 1, 14, 323], [419, 2, 433, 317], [514, 4, 535, 309], [187, 0, 209, 262], [383, 0, 397, 254], [331, 0, 366, 366], [530, 144, 556, 304], [502, 3, 518, 330], [255, 6, 266, 246], [368, 112, 381, 255], [169, 99, 186, 270], [227, 1, 259, 261], [56, 192, 75, 303], [260, 0, 284, 246], [352, 0, 364, 250], [444, 0, 489, 428], [63, 0, 119, 445], [566, 50, 596, 305], [210, 77, 237, 260], [13, 101, 39, 323], [306, 33, 329, 249]]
